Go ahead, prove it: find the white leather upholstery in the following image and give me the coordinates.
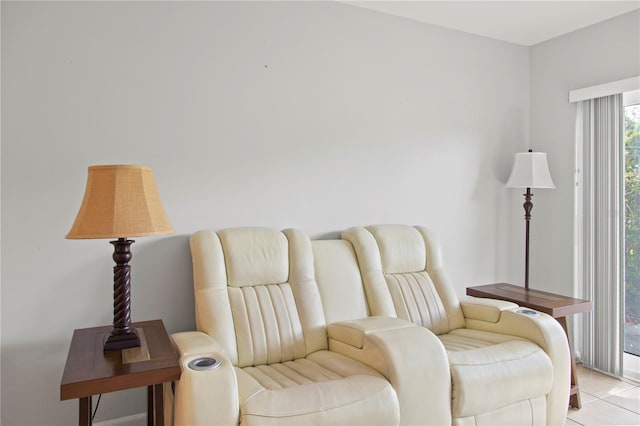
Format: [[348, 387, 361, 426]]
[[312, 238, 452, 425], [344, 225, 467, 331], [343, 224, 571, 426], [385, 270, 451, 334], [445, 333, 553, 417], [461, 299, 572, 425], [311, 240, 370, 324], [171, 331, 239, 426], [170, 224, 569, 425], [220, 228, 289, 287], [173, 227, 400, 426]]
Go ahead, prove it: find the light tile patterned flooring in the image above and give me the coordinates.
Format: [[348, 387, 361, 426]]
[[566, 365, 640, 425]]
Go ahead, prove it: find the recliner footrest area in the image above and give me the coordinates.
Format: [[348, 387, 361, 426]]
[[445, 336, 553, 417]]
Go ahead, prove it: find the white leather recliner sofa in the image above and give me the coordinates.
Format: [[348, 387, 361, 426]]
[[169, 225, 570, 426], [171, 227, 450, 425], [342, 225, 571, 425]]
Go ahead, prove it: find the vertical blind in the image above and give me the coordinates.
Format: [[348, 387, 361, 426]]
[[575, 94, 624, 377]]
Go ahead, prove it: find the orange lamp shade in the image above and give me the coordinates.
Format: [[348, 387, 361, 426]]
[[66, 165, 174, 239]]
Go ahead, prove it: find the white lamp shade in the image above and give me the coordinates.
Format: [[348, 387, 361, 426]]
[[506, 152, 555, 189]]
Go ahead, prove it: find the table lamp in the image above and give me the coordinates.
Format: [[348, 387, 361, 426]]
[[506, 150, 555, 290], [66, 165, 174, 351]]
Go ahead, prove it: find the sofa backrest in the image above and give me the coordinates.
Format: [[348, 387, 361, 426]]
[[343, 224, 465, 334], [189, 227, 328, 368], [311, 240, 370, 324]]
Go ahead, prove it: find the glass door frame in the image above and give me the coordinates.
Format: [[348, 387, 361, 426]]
[[623, 88, 640, 381]]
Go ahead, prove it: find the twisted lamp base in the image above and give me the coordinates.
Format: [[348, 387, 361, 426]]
[[523, 188, 533, 290], [104, 238, 140, 351]]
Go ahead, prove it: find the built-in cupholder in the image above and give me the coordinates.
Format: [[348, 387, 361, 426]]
[[188, 357, 222, 371], [517, 308, 539, 316]]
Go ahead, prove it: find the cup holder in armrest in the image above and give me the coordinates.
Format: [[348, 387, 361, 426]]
[[188, 357, 222, 371], [517, 308, 539, 316]]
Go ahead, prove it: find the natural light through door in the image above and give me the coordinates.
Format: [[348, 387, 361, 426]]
[[624, 90, 640, 380]]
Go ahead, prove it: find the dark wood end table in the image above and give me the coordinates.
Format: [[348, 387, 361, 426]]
[[466, 283, 592, 409], [60, 319, 181, 426]]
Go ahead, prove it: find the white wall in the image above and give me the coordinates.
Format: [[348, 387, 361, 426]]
[[528, 10, 640, 296], [1, 1, 529, 424]]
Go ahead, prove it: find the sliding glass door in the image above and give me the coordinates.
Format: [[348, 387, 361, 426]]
[[572, 82, 640, 380], [624, 93, 640, 380]]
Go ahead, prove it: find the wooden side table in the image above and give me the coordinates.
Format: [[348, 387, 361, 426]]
[[61, 319, 181, 426], [466, 283, 592, 409]]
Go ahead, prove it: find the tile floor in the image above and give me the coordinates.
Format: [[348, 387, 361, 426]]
[[566, 365, 640, 425]]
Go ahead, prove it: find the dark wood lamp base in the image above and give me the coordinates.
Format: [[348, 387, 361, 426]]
[[104, 328, 141, 351], [105, 238, 140, 352]]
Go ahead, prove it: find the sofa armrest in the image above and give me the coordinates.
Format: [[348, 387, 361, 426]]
[[327, 316, 415, 348], [328, 317, 451, 426], [171, 331, 239, 426], [465, 309, 571, 425], [460, 296, 519, 323]]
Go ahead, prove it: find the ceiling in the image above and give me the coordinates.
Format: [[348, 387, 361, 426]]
[[342, 1, 640, 46]]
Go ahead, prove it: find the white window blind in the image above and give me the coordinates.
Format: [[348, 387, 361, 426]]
[[574, 94, 624, 376]]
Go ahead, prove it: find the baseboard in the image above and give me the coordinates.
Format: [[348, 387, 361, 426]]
[[94, 413, 146, 426]]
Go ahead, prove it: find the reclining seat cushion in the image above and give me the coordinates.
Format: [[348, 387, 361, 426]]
[[191, 227, 399, 426], [236, 351, 398, 425], [343, 225, 554, 420], [442, 329, 553, 418]]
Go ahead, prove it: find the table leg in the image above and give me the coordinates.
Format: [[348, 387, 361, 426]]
[[155, 383, 164, 426], [79, 396, 91, 426], [147, 384, 165, 426], [148, 386, 153, 426], [557, 316, 582, 408]]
